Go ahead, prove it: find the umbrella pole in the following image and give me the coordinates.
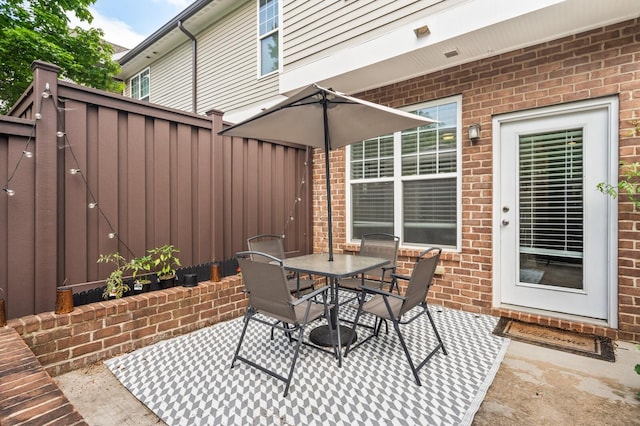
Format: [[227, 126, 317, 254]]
[[322, 92, 334, 261]]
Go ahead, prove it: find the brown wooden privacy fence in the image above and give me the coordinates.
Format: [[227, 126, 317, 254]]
[[1, 61, 312, 319]]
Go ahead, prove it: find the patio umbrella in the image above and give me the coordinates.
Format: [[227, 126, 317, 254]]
[[219, 84, 436, 260]]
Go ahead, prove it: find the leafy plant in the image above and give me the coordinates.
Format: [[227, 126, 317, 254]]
[[597, 161, 640, 211], [148, 244, 181, 279], [129, 254, 153, 285], [636, 344, 640, 399], [97, 252, 130, 299]]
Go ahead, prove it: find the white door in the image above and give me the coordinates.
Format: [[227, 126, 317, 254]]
[[496, 100, 617, 320]]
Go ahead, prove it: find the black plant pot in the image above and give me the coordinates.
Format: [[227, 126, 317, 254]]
[[133, 280, 152, 294], [183, 273, 198, 287], [158, 276, 176, 289]]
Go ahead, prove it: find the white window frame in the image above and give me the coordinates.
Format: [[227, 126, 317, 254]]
[[257, 0, 281, 78], [346, 95, 462, 251], [129, 68, 150, 101]]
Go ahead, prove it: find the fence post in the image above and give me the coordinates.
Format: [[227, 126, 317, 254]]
[[207, 108, 225, 261], [31, 61, 61, 314]]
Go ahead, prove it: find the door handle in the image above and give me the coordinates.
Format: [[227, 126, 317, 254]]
[[502, 219, 509, 226]]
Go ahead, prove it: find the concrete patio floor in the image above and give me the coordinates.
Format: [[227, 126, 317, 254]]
[[54, 338, 640, 425]]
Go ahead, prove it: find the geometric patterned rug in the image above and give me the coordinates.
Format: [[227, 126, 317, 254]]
[[105, 304, 509, 426]]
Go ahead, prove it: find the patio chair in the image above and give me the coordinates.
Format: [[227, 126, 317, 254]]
[[231, 251, 335, 397], [247, 234, 315, 297], [344, 247, 447, 386], [337, 233, 399, 305]]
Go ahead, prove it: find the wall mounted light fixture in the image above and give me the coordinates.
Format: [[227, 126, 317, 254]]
[[468, 123, 481, 142]]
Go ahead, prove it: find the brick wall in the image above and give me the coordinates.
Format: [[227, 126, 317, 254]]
[[316, 18, 640, 341], [0, 327, 86, 425], [6, 276, 246, 377]]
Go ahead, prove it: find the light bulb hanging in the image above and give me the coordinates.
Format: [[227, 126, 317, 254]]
[[69, 168, 80, 175], [23, 150, 33, 158], [34, 113, 42, 120], [56, 131, 65, 138], [108, 232, 117, 239], [88, 202, 98, 209], [3, 188, 15, 196], [41, 83, 51, 98]]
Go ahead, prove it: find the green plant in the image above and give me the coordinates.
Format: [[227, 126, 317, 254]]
[[597, 161, 640, 211], [148, 244, 181, 279], [598, 116, 640, 210], [129, 254, 154, 285], [97, 252, 130, 299], [636, 344, 640, 399]]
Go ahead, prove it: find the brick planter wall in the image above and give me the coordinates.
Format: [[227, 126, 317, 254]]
[[6, 276, 246, 377]]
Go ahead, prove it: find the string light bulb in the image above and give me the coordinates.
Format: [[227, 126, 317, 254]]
[[69, 168, 80, 175], [56, 131, 65, 138], [23, 150, 33, 158], [42, 83, 51, 98], [108, 232, 117, 239], [88, 202, 98, 209], [34, 113, 42, 120], [3, 188, 15, 196]]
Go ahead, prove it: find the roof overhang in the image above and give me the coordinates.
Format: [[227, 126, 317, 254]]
[[279, 0, 640, 96], [117, 0, 241, 79]]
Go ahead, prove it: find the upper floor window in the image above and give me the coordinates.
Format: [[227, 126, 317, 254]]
[[258, 0, 279, 76], [130, 68, 150, 101], [348, 96, 462, 250]]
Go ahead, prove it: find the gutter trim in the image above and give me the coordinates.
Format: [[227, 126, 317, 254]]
[[119, 0, 212, 65]]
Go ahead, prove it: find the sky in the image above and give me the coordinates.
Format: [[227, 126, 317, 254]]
[[68, 0, 195, 49]]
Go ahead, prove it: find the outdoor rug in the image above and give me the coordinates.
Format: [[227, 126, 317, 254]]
[[105, 305, 509, 425], [493, 317, 615, 362]]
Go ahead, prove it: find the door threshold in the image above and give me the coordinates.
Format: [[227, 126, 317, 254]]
[[498, 303, 611, 328]]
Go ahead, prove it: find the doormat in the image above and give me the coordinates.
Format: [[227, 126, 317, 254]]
[[493, 317, 615, 362]]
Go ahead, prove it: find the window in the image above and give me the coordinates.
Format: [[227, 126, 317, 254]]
[[519, 129, 584, 258], [258, 0, 279, 76], [348, 96, 461, 249], [130, 68, 149, 101]]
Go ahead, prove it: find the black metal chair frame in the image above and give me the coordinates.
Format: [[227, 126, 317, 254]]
[[338, 233, 400, 304], [247, 233, 315, 297], [344, 247, 447, 386], [231, 251, 335, 397]]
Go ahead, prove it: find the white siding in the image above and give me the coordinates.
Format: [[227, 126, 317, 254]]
[[150, 42, 193, 112], [197, 1, 279, 115], [123, 0, 279, 117], [283, 0, 441, 69]]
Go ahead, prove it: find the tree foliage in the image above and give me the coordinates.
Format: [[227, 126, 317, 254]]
[[597, 161, 640, 211], [0, 0, 123, 113]]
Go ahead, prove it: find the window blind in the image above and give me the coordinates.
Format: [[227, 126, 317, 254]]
[[351, 182, 394, 237], [403, 178, 456, 245], [519, 129, 583, 258]]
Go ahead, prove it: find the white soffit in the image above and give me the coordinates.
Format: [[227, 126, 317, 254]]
[[118, 0, 239, 78], [279, 0, 640, 96]]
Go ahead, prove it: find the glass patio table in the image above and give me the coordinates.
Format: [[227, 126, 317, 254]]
[[282, 253, 388, 367]]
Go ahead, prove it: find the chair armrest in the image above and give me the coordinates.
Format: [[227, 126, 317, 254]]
[[360, 285, 406, 301], [391, 273, 410, 282], [290, 285, 330, 306]]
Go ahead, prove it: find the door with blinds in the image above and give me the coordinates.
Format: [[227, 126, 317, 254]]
[[497, 101, 616, 320]]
